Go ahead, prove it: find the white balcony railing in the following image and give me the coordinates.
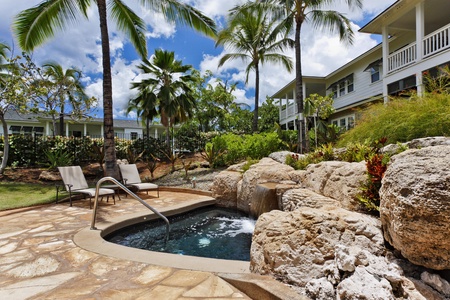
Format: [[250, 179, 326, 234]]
[[280, 103, 298, 122], [423, 23, 450, 58], [388, 43, 417, 73]]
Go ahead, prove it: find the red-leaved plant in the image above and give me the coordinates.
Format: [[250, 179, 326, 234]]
[[357, 137, 389, 214]]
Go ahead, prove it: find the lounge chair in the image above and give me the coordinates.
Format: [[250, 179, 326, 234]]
[[57, 166, 115, 208], [119, 164, 159, 197]]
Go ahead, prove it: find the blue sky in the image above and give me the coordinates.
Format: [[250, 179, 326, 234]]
[[0, 0, 396, 120]]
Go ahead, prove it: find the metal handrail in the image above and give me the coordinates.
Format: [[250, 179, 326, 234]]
[[90, 177, 170, 240]]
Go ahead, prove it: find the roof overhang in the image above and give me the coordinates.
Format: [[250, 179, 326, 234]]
[[359, 0, 450, 36]]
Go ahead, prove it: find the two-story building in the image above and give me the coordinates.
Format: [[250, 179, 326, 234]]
[[1, 110, 168, 140], [274, 0, 450, 130]]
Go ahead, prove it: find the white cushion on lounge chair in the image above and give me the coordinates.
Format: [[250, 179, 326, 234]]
[[119, 164, 159, 197], [58, 166, 115, 207], [75, 188, 115, 197]]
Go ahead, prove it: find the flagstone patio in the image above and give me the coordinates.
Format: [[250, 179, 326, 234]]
[[0, 189, 253, 299]]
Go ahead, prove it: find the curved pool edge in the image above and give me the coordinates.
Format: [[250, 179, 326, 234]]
[[73, 198, 251, 274]]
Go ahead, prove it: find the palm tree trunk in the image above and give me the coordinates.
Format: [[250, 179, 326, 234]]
[[0, 112, 9, 175], [253, 63, 259, 132], [295, 19, 305, 153], [97, 0, 119, 178], [59, 101, 65, 136]]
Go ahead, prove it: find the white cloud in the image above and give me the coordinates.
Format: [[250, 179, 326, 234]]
[[1, 0, 397, 118]]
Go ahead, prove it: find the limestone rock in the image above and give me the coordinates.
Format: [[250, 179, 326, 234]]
[[211, 171, 242, 208], [336, 266, 395, 300], [226, 162, 247, 172], [237, 158, 294, 214], [406, 136, 450, 149], [268, 151, 298, 164], [302, 161, 366, 211], [282, 188, 341, 211], [421, 271, 450, 296], [379, 145, 450, 270], [39, 171, 61, 181], [288, 169, 307, 185], [305, 278, 335, 299], [250, 206, 384, 287]]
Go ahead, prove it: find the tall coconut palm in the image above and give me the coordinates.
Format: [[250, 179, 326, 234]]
[[216, 4, 294, 132], [42, 62, 92, 136], [255, 0, 362, 151], [13, 0, 216, 178], [0, 42, 12, 174], [129, 49, 196, 150]]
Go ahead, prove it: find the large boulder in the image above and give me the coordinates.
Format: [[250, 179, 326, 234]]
[[250, 205, 385, 288], [380, 145, 450, 270], [302, 161, 366, 211], [237, 158, 296, 214], [211, 171, 243, 208], [250, 205, 441, 298], [282, 188, 341, 211]]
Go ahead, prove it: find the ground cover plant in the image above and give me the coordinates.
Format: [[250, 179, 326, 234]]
[[0, 182, 56, 211]]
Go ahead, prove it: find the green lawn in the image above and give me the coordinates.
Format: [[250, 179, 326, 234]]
[[0, 182, 57, 211]]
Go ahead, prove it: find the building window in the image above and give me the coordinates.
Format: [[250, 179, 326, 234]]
[[328, 74, 354, 98], [365, 59, 382, 83], [72, 131, 82, 137], [388, 75, 416, 95], [332, 115, 355, 130], [331, 85, 338, 99], [10, 126, 21, 135], [348, 116, 355, 129], [339, 83, 346, 96], [34, 127, 44, 136], [131, 132, 138, 140], [371, 66, 380, 83], [347, 75, 354, 92]]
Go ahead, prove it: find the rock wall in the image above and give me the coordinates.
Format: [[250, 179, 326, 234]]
[[211, 140, 450, 299], [301, 161, 366, 211], [380, 145, 450, 270], [249, 205, 434, 299], [236, 158, 297, 214]]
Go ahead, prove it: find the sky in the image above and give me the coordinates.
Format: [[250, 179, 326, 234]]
[[0, 0, 397, 121]]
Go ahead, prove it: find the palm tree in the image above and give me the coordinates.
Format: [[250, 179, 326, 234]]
[[216, 4, 294, 132], [0, 42, 11, 174], [256, 0, 362, 151], [42, 62, 91, 136], [13, 0, 216, 178], [129, 49, 196, 150]]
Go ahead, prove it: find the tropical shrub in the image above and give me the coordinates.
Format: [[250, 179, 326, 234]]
[[337, 93, 450, 146], [285, 143, 335, 170], [44, 148, 73, 170], [201, 142, 226, 168]]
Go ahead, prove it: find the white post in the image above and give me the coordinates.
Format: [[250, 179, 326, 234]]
[[416, 1, 425, 96], [65, 123, 69, 137], [83, 123, 87, 137], [382, 25, 390, 103]]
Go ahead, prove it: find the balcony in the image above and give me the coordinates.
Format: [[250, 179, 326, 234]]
[[423, 23, 450, 58], [280, 103, 298, 123], [387, 23, 450, 73], [388, 43, 417, 73]]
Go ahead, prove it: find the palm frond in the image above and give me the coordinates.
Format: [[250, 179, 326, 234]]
[[109, 0, 148, 58], [13, 0, 90, 51]]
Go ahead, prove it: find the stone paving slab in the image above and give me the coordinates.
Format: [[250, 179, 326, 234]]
[[0, 191, 252, 299]]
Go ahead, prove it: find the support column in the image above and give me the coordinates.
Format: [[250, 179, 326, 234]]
[[416, 1, 425, 96], [65, 123, 69, 137], [382, 25, 390, 103], [83, 123, 87, 137]]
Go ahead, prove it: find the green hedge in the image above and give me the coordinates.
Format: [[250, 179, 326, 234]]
[[0, 135, 167, 168], [208, 132, 284, 166]]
